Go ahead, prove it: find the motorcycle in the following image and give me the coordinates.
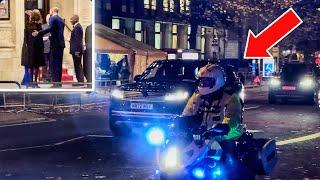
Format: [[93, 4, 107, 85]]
[[145, 117, 278, 180]]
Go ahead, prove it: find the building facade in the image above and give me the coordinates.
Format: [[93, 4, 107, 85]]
[[0, 0, 92, 82], [96, 0, 234, 61]]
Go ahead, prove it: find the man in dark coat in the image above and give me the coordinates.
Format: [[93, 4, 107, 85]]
[[69, 14, 84, 84], [33, 7, 65, 87]]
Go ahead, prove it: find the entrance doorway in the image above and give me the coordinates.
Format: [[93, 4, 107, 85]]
[[25, 0, 50, 21]]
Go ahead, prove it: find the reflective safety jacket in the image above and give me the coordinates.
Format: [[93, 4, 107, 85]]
[[182, 88, 244, 141]]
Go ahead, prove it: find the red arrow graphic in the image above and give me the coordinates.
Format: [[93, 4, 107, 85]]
[[244, 8, 303, 59]]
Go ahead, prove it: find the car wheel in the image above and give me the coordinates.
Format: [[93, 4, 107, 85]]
[[109, 117, 132, 137], [268, 94, 276, 104]]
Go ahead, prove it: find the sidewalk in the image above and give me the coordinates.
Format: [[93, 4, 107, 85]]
[[0, 92, 109, 127]]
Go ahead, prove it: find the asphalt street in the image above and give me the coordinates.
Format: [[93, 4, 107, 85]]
[[0, 88, 319, 179]]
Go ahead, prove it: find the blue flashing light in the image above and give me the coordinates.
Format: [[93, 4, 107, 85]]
[[146, 127, 165, 146], [212, 167, 222, 179], [192, 167, 205, 179]]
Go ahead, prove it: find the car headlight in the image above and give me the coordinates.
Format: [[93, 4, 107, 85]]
[[270, 78, 281, 87], [299, 78, 314, 89], [164, 91, 189, 101], [164, 147, 180, 169], [111, 89, 124, 99]]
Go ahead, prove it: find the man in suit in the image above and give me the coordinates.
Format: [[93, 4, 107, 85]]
[[69, 14, 84, 84], [33, 7, 65, 88]]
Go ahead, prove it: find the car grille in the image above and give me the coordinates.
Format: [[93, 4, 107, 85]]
[[123, 91, 165, 100]]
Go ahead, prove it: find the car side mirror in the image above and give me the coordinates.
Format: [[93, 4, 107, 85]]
[[134, 75, 142, 82]]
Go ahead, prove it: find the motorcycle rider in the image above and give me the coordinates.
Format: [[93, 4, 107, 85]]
[[182, 64, 245, 141]]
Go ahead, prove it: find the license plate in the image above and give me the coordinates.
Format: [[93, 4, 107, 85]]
[[130, 103, 153, 110], [282, 86, 296, 91]]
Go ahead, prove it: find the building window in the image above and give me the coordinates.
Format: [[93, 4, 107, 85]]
[[121, 0, 127, 12], [105, 0, 111, 10], [112, 19, 120, 30], [130, 0, 135, 13], [201, 27, 205, 54], [144, 0, 157, 10], [172, 24, 178, 49], [155, 22, 161, 49], [163, 0, 174, 12], [187, 25, 191, 49], [135, 21, 142, 41], [180, 0, 190, 13]]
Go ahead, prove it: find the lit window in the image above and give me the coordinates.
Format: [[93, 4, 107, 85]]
[[135, 21, 142, 42], [180, 0, 190, 13], [155, 34, 161, 49], [145, 0, 157, 10], [151, 0, 157, 10], [135, 33, 142, 41], [163, 0, 169, 11], [201, 37, 205, 53], [172, 24, 178, 48], [172, 35, 178, 49], [172, 24, 177, 34], [155, 22, 161, 49], [135, 21, 142, 31], [187, 25, 191, 49], [144, 0, 149, 9], [201, 27, 206, 54], [112, 19, 120, 30], [164, 0, 174, 12], [169, 0, 174, 12], [155, 22, 161, 33]]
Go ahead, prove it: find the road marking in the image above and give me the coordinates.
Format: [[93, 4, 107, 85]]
[[244, 106, 261, 110], [0, 118, 56, 128], [276, 132, 320, 146], [0, 134, 113, 153], [87, 135, 114, 138], [247, 129, 264, 133], [54, 136, 85, 146], [0, 144, 53, 153]]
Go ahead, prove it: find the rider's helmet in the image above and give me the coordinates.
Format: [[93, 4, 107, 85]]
[[197, 64, 226, 95]]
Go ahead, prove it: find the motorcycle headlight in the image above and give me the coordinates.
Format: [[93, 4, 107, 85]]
[[164, 91, 189, 101], [299, 77, 315, 89], [270, 78, 281, 87], [164, 147, 180, 169], [146, 127, 165, 146], [111, 89, 124, 99]]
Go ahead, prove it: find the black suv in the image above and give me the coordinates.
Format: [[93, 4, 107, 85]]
[[109, 59, 243, 136], [268, 62, 319, 105]]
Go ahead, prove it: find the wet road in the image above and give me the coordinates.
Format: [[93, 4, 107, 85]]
[[0, 89, 319, 179]]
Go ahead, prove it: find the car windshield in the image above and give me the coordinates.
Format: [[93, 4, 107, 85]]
[[140, 61, 210, 81], [280, 64, 310, 80]]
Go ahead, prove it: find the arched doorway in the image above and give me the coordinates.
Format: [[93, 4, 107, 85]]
[[25, 0, 50, 20]]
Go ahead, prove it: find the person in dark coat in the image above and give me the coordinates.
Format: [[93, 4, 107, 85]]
[[117, 55, 131, 84], [21, 9, 46, 88], [83, 24, 92, 87], [33, 7, 65, 88], [69, 14, 84, 84]]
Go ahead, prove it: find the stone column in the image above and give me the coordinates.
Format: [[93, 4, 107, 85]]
[[0, 0, 25, 82]]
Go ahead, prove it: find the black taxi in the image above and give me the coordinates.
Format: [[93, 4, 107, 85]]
[[109, 59, 242, 136]]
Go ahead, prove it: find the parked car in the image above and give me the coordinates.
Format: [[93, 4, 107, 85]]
[[268, 62, 319, 105], [109, 59, 244, 136]]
